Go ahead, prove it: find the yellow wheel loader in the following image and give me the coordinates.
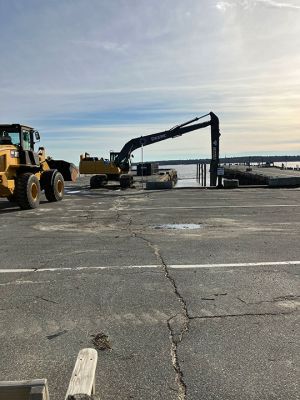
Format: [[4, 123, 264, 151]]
[[0, 124, 77, 209]]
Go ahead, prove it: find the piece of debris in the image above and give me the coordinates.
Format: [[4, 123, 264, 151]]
[[36, 295, 58, 304], [91, 332, 112, 351], [47, 330, 68, 340]]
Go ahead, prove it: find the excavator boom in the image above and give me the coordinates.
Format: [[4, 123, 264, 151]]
[[114, 120, 211, 167], [114, 111, 220, 185]]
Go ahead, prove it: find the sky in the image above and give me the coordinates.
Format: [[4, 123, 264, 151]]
[[0, 0, 299, 163]]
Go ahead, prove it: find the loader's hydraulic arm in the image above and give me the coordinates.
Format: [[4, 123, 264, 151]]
[[114, 111, 220, 186]]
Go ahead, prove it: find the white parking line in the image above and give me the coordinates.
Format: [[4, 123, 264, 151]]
[[0, 261, 299, 274], [93, 204, 300, 212], [136, 204, 299, 210], [170, 261, 300, 268]]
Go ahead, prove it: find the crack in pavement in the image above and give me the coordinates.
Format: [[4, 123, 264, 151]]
[[108, 196, 188, 398], [133, 232, 188, 400], [128, 229, 299, 399], [110, 202, 285, 399], [108, 197, 134, 230], [237, 294, 300, 306]]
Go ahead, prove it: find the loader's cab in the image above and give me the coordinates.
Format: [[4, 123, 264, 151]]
[[20, 127, 34, 151], [0, 124, 41, 167], [0, 124, 33, 150], [0, 124, 40, 151], [0, 124, 41, 153]]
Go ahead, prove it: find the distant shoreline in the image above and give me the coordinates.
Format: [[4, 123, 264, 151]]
[[133, 155, 300, 166]]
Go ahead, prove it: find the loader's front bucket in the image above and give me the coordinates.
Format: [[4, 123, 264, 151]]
[[47, 159, 79, 182]]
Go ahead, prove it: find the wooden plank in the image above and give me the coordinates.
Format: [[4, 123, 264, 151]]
[[65, 348, 98, 400], [0, 379, 48, 400], [29, 384, 49, 400], [0, 387, 29, 400], [0, 380, 47, 388]]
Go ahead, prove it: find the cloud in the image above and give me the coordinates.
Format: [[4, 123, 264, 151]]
[[0, 0, 299, 161], [215, 0, 300, 11], [215, 1, 234, 11], [71, 40, 129, 53], [255, 0, 300, 9]]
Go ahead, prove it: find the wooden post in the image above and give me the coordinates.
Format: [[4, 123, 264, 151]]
[[210, 113, 220, 186], [65, 348, 98, 400], [30, 385, 49, 400], [199, 164, 201, 185], [0, 348, 98, 400], [200, 163, 201, 185]]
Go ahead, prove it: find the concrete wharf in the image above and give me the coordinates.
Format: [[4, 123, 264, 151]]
[[224, 165, 300, 187], [0, 178, 299, 399]]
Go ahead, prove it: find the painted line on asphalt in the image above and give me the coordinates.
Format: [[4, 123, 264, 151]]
[[170, 261, 300, 268], [0, 265, 161, 273], [0, 261, 299, 274], [103, 204, 300, 212]]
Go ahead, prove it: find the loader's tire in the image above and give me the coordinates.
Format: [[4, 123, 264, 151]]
[[90, 174, 108, 189], [15, 173, 41, 210], [120, 174, 133, 189], [42, 170, 64, 202]]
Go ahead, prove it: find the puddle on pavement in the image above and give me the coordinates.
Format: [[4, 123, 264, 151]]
[[153, 223, 203, 230]]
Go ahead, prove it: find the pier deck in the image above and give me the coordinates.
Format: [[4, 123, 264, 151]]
[[224, 165, 300, 187]]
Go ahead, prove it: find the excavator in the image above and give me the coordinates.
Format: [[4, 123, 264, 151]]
[[79, 112, 220, 188]]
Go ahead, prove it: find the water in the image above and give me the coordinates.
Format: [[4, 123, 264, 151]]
[[163, 164, 210, 187], [153, 223, 203, 230], [274, 161, 300, 169]]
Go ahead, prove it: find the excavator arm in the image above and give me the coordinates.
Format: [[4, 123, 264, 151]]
[[114, 111, 220, 186]]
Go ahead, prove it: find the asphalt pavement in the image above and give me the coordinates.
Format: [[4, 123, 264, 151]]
[[0, 178, 299, 399]]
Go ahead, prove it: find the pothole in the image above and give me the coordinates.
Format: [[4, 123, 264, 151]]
[[153, 223, 203, 230]]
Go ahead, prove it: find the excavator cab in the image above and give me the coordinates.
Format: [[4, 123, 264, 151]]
[[109, 152, 119, 162], [109, 151, 130, 173]]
